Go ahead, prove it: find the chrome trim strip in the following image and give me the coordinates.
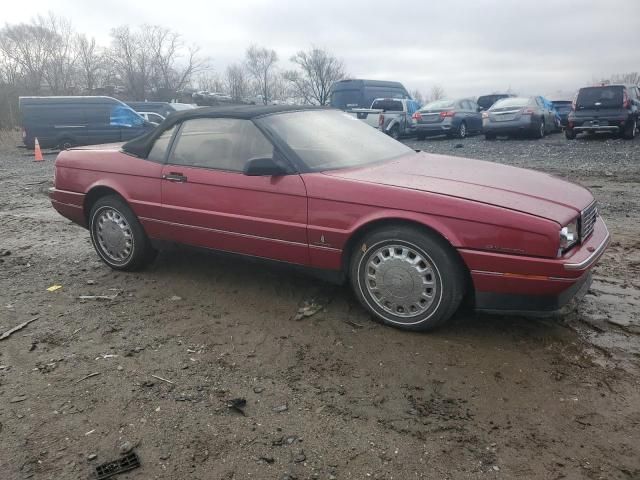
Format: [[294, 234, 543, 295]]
[[54, 125, 86, 129], [51, 199, 83, 210], [470, 270, 575, 282], [564, 224, 610, 271], [139, 216, 313, 249]]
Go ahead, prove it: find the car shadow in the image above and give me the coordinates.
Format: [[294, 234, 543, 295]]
[[147, 244, 579, 346]]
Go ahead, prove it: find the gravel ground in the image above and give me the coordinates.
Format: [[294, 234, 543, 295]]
[[1, 130, 639, 480]]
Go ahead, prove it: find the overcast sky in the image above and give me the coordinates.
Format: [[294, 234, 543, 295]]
[[4, 0, 638, 99]]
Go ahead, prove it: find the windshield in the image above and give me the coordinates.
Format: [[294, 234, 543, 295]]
[[490, 97, 529, 109], [259, 110, 413, 172], [421, 100, 455, 111], [576, 86, 623, 109]]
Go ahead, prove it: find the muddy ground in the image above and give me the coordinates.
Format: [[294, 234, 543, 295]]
[[0, 130, 639, 480]]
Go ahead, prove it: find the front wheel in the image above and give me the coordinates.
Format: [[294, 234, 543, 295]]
[[89, 195, 156, 271], [349, 226, 466, 331], [565, 128, 576, 140]]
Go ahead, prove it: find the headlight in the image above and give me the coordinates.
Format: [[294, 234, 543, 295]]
[[559, 220, 579, 250]]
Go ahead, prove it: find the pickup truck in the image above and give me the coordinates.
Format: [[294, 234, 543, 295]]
[[348, 98, 421, 139]]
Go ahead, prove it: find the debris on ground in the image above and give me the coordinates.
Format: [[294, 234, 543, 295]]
[[0, 316, 39, 340], [95, 452, 140, 479], [75, 372, 100, 383], [226, 397, 247, 415], [46, 285, 62, 292], [150, 374, 175, 385], [78, 293, 119, 300], [293, 301, 324, 320], [272, 403, 288, 413]]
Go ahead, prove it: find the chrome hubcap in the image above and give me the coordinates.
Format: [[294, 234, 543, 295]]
[[364, 244, 438, 318], [460, 123, 466, 137], [95, 208, 133, 263]]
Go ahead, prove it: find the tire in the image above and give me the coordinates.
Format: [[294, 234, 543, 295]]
[[484, 132, 496, 141], [565, 128, 576, 140], [57, 137, 76, 150], [349, 226, 466, 331], [89, 195, 156, 271], [457, 121, 467, 139], [623, 118, 637, 140], [416, 133, 426, 141], [534, 119, 545, 139]]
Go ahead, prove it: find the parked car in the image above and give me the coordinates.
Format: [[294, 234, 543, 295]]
[[551, 100, 573, 127], [477, 93, 513, 111], [413, 98, 482, 140], [49, 105, 609, 331], [330, 79, 411, 110], [483, 96, 557, 139], [565, 84, 640, 140], [127, 101, 195, 118], [19, 96, 154, 149], [348, 98, 421, 139], [136, 112, 165, 125]]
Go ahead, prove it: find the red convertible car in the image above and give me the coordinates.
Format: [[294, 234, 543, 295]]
[[50, 105, 609, 331]]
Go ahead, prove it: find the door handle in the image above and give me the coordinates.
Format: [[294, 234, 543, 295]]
[[162, 172, 187, 183]]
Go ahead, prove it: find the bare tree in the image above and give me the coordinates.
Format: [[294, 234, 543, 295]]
[[0, 21, 55, 93], [608, 72, 640, 85], [76, 34, 103, 92], [411, 89, 424, 104], [147, 25, 207, 97], [196, 72, 224, 92], [40, 14, 78, 94], [225, 63, 248, 101], [284, 47, 345, 105], [428, 85, 446, 102], [245, 45, 278, 105]]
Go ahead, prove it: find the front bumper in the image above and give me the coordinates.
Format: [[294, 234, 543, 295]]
[[460, 216, 610, 314]]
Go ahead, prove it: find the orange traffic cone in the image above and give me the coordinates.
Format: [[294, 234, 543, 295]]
[[34, 138, 44, 162]]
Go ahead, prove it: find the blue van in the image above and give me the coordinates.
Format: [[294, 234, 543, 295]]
[[19, 96, 154, 149], [330, 79, 411, 110]]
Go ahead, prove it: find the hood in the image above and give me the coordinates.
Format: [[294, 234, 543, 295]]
[[324, 152, 593, 225]]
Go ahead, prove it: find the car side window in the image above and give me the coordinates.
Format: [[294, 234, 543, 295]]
[[148, 125, 177, 163], [169, 118, 273, 172]]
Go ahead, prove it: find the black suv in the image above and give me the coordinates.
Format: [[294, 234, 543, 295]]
[[566, 84, 640, 140]]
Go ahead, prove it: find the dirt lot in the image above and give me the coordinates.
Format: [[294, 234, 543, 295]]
[[1, 130, 639, 480]]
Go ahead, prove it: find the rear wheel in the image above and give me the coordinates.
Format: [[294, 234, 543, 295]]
[[457, 121, 467, 139], [349, 226, 466, 331], [565, 128, 576, 140], [534, 119, 545, 139], [623, 118, 637, 140], [89, 195, 156, 271], [484, 132, 496, 140], [389, 125, 401, 140], [57, 137, 76, 150]]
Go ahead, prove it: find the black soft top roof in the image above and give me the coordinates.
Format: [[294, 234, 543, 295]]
[[122, 104, 325, 158]]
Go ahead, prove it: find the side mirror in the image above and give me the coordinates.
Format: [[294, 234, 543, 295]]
[[244, 157, 287, 176], [478, 106, 484, 112]]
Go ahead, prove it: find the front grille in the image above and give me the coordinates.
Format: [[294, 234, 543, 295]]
[[580, 201, 598, 242]]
